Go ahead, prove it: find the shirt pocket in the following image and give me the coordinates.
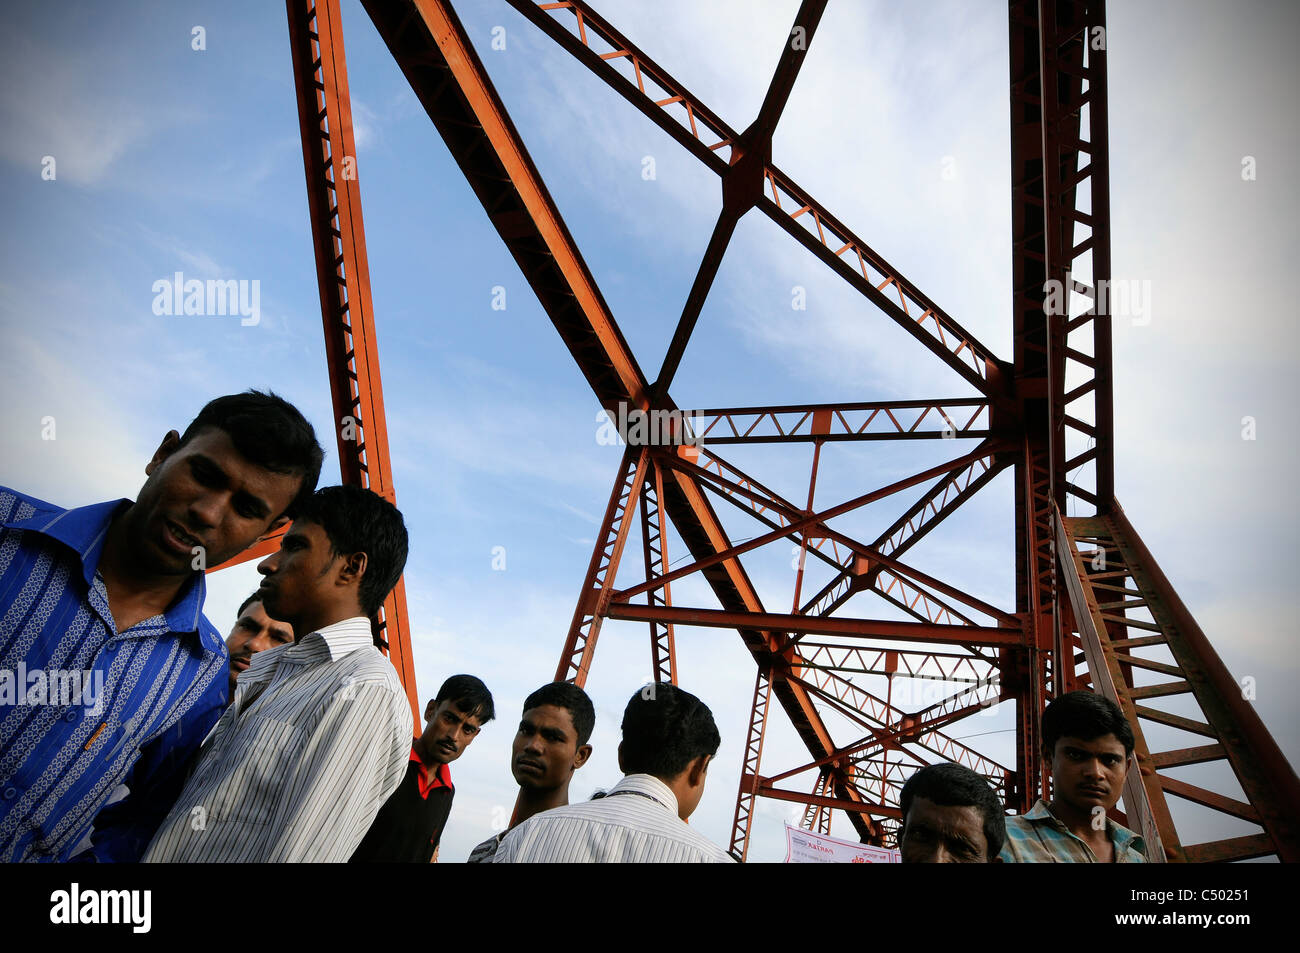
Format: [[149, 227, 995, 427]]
[[205, 713, 303, 827]]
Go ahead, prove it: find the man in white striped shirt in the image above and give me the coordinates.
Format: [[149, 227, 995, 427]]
[[493, 683, 734, 863], [143, 485, 412, 863]]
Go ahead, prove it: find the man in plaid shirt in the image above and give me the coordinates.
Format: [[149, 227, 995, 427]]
[[1000, 691, 1147, 863]]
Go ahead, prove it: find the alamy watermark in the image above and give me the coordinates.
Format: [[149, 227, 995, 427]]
[[596, 402, 702, 447], [0, 664, 104, 716], [1044, 272, 1151, 326], [151, 271, 260, 326]]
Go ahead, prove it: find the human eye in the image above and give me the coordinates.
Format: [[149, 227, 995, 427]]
[[189, 458, 220, 486]]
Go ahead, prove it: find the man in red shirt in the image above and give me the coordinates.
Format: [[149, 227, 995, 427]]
[[351, 674, 494, 863]]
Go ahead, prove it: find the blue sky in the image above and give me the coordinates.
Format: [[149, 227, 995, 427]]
[[2, 0, 1296, 862]]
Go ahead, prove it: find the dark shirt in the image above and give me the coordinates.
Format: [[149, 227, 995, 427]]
[[349, 744, 453, 863]]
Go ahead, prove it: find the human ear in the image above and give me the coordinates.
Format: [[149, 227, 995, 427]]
[[574, 744, 593, 770], [145, 431, 182, 476], [689, 754, 711, 787], [338, 551, 368, 586]]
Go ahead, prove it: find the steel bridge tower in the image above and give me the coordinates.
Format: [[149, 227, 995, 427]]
[[227, 0, 1296, 861]]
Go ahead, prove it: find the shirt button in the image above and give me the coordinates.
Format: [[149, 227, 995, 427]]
[[2, 787, 16, 800], [63, 710, 78, 722]]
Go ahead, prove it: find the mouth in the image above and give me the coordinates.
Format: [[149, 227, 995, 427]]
[[162, 518, 204, 555], [231, 656, 251, 672], [514, 758, 545, 775], [1079, 785, 1108, 798], [437, 742, 458, 757]]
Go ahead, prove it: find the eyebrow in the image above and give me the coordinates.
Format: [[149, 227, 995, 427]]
[[1066, 745, 1122, 757], [281, 528, 310, 547]]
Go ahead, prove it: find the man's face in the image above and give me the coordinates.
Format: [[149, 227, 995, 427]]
[[255, 520, 338, 628], [130, 427, 301, 575], [420, 699, 484, 765], [511, 705, 589, 792], [225, 600, 295, 688], [1049, 733, 1129, 814], [900, 797, 991, 863]]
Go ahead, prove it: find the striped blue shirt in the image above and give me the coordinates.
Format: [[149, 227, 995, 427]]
[[0, 487, 228, 862]]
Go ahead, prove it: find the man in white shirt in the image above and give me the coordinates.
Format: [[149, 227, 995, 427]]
[[493, 682, 734, 863], [143, 484, 412, 862]]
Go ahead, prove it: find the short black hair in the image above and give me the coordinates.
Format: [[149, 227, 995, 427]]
[[523, 682, 595, 746], [620, 683, 720, 779], [435, 674, 495, 724], [236, 591, 261, 618], [900, 762, 1006, 859], [295, 484, 409, 617], [1041, 690, 1135, 758], [179, 390, 324, 519]]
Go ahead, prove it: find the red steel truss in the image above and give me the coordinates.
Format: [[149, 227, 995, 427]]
[[213, 0, 421, 730], [266, 0, 1297, 860]]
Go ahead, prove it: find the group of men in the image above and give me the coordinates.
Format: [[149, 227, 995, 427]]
[[0, 389, 1149, 863], [897, 690, 1147, 863]]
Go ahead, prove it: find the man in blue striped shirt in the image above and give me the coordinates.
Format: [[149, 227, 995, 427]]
[[0, 390, 323, 861]]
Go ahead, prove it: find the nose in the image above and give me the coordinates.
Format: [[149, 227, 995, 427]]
[[523, 735, 544, 755], [249, 633, 272, 653], [187, 491, 225, 531], [257, 552, 278, 576]]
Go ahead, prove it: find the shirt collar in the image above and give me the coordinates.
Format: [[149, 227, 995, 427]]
[[610, 773, 679, 816], [293, 616, 374, 660], [410, 744, 454, 798], [1023, 799, 1056, 822], [3, 497, 129, 587], [1027, 799, 1146, 856], [3, 496, 219, 652]]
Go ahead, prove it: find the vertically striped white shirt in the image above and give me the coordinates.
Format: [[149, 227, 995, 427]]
[[143, 617, 410, 863], [493, 774, 734, 863]]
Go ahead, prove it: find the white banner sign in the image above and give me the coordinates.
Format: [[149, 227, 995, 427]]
[[784, 823, 900, 863]]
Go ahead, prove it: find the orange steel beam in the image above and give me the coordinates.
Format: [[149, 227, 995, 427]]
[[361, 0, 873, 839], [207, 525, 287, 574], [374, 0, 647, 415], [286, 0, 418, 727], [606, 604, 1021, 649], [614, 442, 1015, 604], [504, 0, 1007, 397], [756, 782, 901, 821]]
